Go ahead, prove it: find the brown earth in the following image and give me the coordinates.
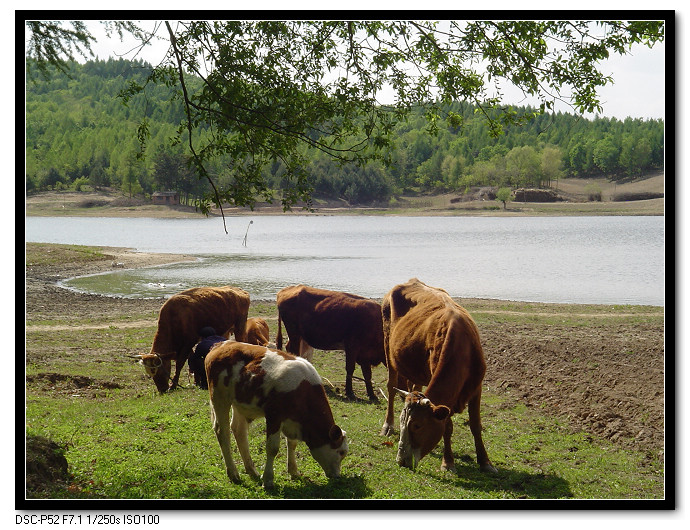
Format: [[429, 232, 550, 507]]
[[24, 244, 665, 469], [24, 172, 664, 218]]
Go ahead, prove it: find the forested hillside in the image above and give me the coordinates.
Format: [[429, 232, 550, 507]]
[[26, 58, 664, 206]]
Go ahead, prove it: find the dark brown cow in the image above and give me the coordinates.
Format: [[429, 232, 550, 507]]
[[380, 278, 496, 474], [276, 284, 385, 401], [245, 316, 271, 347], [205, 341, 348, 489], [131, 286, 250, 393]]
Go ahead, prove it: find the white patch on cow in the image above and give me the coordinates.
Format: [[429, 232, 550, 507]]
[[281, 418, 302, 440], [260, 349, 322, 393], [397, 403, 420, 469], [214, 361, 246, 391], [215, 368, 229, 386], [233, 399, 265, 421]]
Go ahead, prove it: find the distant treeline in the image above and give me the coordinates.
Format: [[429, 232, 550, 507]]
[[26, 58, 664, 205]]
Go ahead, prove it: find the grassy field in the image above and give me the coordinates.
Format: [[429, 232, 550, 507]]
[[24, 298, 665, 504]]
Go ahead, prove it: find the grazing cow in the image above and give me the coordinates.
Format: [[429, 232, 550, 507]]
[[380, 278, 496, 474], [205, 341, 348, 489], [276, 285, 385, 401], [130, 286, 250, 393], [245, 316, 271, 347]]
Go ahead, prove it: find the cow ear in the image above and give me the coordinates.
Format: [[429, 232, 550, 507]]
[[329, 425, 343, 442], [431, 405, 451, 422]]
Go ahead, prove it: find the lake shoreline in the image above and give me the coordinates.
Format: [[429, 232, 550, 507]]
[[26, 243, 664, 311], [26, 210, 665, 307], [25, 187, 665, 219]]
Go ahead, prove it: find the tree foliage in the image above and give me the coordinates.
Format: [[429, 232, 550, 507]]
[[25, 58, 665, 208], [25, 18, 665, 223]]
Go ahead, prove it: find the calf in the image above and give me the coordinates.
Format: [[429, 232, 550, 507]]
[[380, 278, 496, 474], [205, 341, 348, 489], [245, 316, 271, 347]]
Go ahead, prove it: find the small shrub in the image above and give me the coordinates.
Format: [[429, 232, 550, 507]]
[[71, 177, 91, 192], [584, 183, 602, 202]]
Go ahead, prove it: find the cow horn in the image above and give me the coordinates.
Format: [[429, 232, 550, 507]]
[[392, 387, 410, 397], [125, 353, 163, 367]]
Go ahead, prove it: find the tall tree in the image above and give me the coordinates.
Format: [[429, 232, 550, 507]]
[[25, 18, 666, 227], [506, 145, 541, 187], [541, 145, 564, 188], [619, 134, 653, 177], [593, 136, 620, 175]]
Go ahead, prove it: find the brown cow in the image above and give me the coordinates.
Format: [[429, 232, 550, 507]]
[[245, 316, 271, 347], [205, 341, 348, 489], [131, 286, 250, 393], [380, 278, 496, 474], [276, 285, 385, 401]]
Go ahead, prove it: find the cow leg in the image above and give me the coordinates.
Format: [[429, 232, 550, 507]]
[[380, 367, 398, 436], [468, 392, 498, 473], [360, 363, 378, 402], [234, 315, 248, 343], [169, 350, 189, 390], [210, 399, 241, 483], [440, 417, 456, 472], [262, 428, 281, 489], [282, 321, 301, 356], [299, 339, 314, 362], [286, 438, 300, 479], [344, 352, 357, 400], [230, 407, 260, 481]]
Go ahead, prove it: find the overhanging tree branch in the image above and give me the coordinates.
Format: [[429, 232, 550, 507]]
[[165, 21, 228, 233]]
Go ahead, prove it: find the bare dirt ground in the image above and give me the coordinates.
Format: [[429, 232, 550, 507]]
[[24, 244, 665, 464], [25, 172, 664, 218]]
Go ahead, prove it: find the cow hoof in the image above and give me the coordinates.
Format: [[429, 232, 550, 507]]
[[367, 395, 380, 403], [380, 423, 395, 436], [440, 463, 456, 473], [481, 463, 498, 474], [262, 480, 275, 490], [227, 472, 242, 484]]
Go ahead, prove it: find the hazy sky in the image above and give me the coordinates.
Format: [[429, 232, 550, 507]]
[[84, 19, 666, 122]]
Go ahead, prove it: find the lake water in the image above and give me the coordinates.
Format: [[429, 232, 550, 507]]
[[24, 215, 665, 306]]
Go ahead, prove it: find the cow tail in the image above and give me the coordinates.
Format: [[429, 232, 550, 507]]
[[276, 312, 283, 350]]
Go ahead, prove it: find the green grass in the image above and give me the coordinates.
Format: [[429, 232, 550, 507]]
[[24, 321, 664, 500], [25, 243, 108, 267], [24, 381, 664, 500]]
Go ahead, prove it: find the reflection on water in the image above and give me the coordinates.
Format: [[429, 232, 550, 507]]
[[27, 215, 665, 305]]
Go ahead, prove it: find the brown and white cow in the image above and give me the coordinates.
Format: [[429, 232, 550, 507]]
[[380, 278, 496, 474], [131, 286, 250, 393], [276, 285, 385, 402], [245, 316, 271, 347], [205, 341, 348, 489]]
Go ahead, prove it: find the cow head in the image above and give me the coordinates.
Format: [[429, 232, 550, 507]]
[[128, 353, 171, 394], [308, 425, 348, 478], [394, 389, 450, 470]]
